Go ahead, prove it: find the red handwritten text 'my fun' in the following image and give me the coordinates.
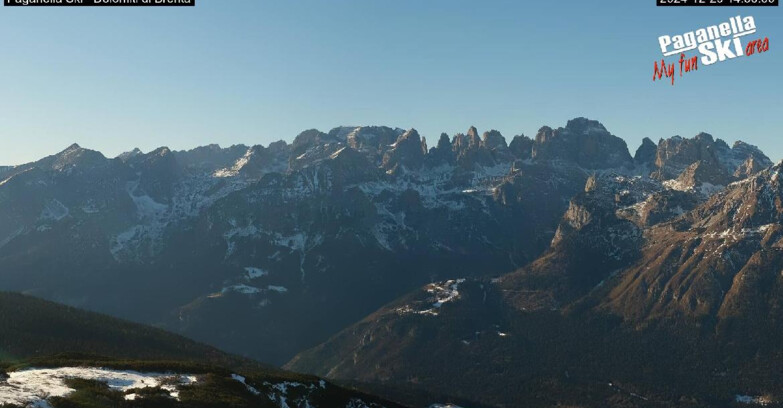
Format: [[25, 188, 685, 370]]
[[653, 53, 698, 86]]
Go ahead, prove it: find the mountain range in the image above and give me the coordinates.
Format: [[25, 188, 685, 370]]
[[1, 117, 780, 407]]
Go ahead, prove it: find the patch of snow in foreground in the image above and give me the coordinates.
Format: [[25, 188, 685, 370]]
[[429, 404, 465, 408], [346, 398, 387, 408], [262, 380, 322, 408], [246, 378, 328, 408], [736, 394, 774, 406], [231, 374, 260, 396], [0, 367, 197, 407]]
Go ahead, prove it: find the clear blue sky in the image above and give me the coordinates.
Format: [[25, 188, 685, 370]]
[[0, 0, 780, 165]]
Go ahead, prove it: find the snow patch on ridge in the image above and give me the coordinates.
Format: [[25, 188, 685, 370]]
[[703, 224, 774, 241], [110, 166, 254, 262], [222, 284, 262, 295], [430, 279, 466, 308], [230, 374, 260, 396], [214, 148, 253, 178], [127, 181, 168, 220], [214, 284, 289, 298], [244, 267, 269, 279], [662, 179, 724, 197], [263, 380, 324, 408], [109, 181, 171, 262], [396, 279, 466, 317], [222, 221, 324, 282]]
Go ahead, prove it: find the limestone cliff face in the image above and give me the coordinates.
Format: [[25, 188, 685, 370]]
[[382, 129, 426, 172], [532, 118, 634, 169]]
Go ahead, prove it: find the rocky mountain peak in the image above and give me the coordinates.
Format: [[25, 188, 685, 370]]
[[47, 143, 107, 171], [694, 132, 714, 143], [117, 148, 143, 162], [653, 134, 720, 180], [634, 137, 657, 166], [152, 146, 172, 156], [508, 135, 533, 160], [230, 141, 290, 178], [436, 132, 451, 150], [135, 146, 179, 170], [345, 126, 401, 164], [454, 126, 482, 152], [565, 117, 608, 134], [172, 144, 249, 171], [328, 126, 361, 141], [55, 143, 89, 159], [450, 127, 495, 169], [652, 133, 772, 182], [427, 133, 455, 165], [534, 126, 554, 145], [730, 140, 772, 167], [291, 129, 333, 157], [481, 130, 508, 150], [481, 130, 514, 162], [467, 126, 480, 141], [532, 118, 632, 169], [733, 140, 762, 152], [266, 140, 289, 152], [398, 128, 422, 143], [382, 128, 426, 172]]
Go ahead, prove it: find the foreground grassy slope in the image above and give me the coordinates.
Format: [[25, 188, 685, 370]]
[[0, 292, 245, 367], [0, 292, 409, 408]]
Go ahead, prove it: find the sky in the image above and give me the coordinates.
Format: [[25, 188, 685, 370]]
[[0, 0, 781, 165]]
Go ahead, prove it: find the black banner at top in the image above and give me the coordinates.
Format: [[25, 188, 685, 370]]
[[5, 0, 194, 6], [658, 0, 777, 5]]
